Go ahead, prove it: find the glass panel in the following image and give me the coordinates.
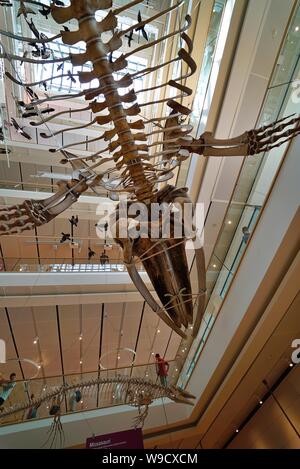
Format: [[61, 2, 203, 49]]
[[270, 5, 300, 87], [0, 360, 176, 427], [177, 0, 231, 187], [177, 3, 300, 389]]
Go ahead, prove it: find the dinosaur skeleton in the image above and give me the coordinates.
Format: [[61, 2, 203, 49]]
[[0, 1, 299, 339], [0, 376, 195, 446]]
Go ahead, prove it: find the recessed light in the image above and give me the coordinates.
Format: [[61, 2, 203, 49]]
[[235, 429, 239, 433], [259, 400, 263, 405], [212, 264, 217, 268], [289, 362, 294, 367], [227, 220, 232, 225]]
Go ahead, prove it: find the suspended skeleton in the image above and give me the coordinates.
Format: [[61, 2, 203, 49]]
[[0, 0, 299, 339], [0, 376, 195, 447]]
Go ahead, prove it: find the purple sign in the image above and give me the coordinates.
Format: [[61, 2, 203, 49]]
[[86, 428, 144, 449]]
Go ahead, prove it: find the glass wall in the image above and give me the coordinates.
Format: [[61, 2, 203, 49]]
[[177, 0, 234, 187], [178, 2, 300, 388]]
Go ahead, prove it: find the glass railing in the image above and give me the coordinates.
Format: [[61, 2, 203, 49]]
[[0, 258, 144, 273], [177, 0, 233, 187], [0, 360, 176, 426], [177, 2, 300, 388], [0, 179, 109, 197]]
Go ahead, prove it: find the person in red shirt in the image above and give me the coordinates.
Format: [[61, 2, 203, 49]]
[[155, 353, 169, 387]]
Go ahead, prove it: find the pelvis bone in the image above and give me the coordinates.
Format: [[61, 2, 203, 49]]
[[112, 185, 206, 338]]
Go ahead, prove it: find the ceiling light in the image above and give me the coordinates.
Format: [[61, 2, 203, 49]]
[[235, 429, 239, 433], [33, 337, 39, 344], [175, 368, 178, 372], [79, 334, 83, 341], [295, 26, 299, 32], [259, 400, 263, 405], [117, 355, 120, 360], [227, 220, 232, 225], [38, 365, 41, 369], [289, 362, 294, 367], [157, 329, 160, 333], [151, 352, 154, 355], [80, 360, 83, 365], [80, 400, 83, 404], [182, 349, 185, 353], [212, 264, 217, 268]]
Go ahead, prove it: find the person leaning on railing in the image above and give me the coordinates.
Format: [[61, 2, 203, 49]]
[[0, 372, 16, 411]]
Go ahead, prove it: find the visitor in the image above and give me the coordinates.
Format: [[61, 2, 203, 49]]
[[155, 353, 169, 387], [49, 395, 61, 418], [100, 251, 109, 265], [0, 372, 17, 410], [242, 226, 250, 244], [88, 247, 96, 260], [68, 389, 81, 412], [26, 393, 40, 419]]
